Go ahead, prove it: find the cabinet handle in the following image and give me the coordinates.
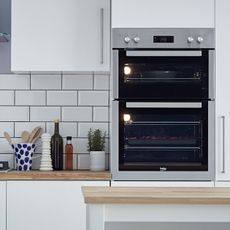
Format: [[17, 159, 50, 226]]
[[221, 116, 225, 173], [100, 8, 104, 64]]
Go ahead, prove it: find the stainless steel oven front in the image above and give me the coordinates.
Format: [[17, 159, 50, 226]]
[[111, 101, 215, 181], [111, 28, 215, 181]]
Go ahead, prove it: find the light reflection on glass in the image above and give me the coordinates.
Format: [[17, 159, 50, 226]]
[[124, 66, 131, 75]]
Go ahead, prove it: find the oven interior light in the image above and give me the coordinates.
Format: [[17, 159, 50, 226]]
[[124, 114, 131, 122], [124, 66, 131, 75]]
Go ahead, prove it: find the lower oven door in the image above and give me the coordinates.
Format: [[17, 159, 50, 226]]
[[111, 101, 215, 181]]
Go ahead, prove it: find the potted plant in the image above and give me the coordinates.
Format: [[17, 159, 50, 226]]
[[87, 128, 106, 171]]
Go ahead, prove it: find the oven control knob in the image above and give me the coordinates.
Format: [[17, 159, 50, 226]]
[[124, 36, 131, 43], [197, 36, 204, 43], [133, 36, 140, 43], [187, 36, 194, 43]]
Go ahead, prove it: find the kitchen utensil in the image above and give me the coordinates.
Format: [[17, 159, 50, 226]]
[[31, 127, 43, 144], [28, 126, 42, 143], [21, 130, 30, 143], [3, 131, 12, 145]]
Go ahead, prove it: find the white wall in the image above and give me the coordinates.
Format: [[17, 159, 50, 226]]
[[0, 72, 110, 170]]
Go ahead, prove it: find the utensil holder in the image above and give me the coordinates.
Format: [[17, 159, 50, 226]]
[[12, 143, 36, 171]]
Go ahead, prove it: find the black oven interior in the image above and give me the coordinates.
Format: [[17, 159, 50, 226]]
[[119, 102, 208, 171], [118, 50, 209, 100]]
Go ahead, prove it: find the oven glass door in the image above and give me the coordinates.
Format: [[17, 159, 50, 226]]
[[118, 50, 209, 100], [119, 101, 208, 171]]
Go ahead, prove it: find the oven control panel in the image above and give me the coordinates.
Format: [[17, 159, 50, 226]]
[[113, 28, 215, 49]]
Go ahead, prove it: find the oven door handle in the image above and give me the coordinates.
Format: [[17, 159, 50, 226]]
[[126, 50, 202, 57], [126, 102, 202, 108]]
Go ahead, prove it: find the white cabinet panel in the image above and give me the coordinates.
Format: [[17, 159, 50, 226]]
[[11, 0, 110, 72], [112, 0, 214, 28], [7, 181, 109, 230], [0, 181, 6, 230], [215, 0, 230, 181]]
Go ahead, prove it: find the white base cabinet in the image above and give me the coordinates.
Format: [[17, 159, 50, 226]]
[[112, 0, 214, 28], [11, 0, 110, 72], [7, 181, 109, 230], [0, 181, 6, 230], [215, 0, 230, 181]]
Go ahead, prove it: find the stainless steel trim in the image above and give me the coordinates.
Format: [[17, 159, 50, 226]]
[[126, 50, 202, 57], [100, 8, 104, 64], [126, 102, 202, 108], [111, 101, 119, 178], [113, 50, 119, 99], [208, 101, 215, 179], [209, 50, 215, 100], [221, 116, 225, 173]]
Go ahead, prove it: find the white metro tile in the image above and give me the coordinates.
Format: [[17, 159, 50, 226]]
[[15, 91, 46, 105], [31, 74, 61, 89], [78, 123, 108, 137], [77, 154, 90, 170], [30, 107, 60, 121], [0, 122, 14, 137], [46, 122, 77, 137], [94, 74, 109, 90], [63, 74, 93, 90], [72, 138, 88, 153], [0, 138, 14, 153], [15, 122, 46, 137], [0, 74, 30, 89], [93, 107, 109, 122], [62, 107, 92, 122], [0, 91, 14, 105], [47, 91, 77, 106], [78, 91, 109, 106], [0, 107, 29, 121]]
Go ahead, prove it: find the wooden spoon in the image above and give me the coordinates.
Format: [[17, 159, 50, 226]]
[[31, 127, 43, 144], [21, 131, 30, 143], [28, 126, 41, 143], [3, 131, 12, 145]]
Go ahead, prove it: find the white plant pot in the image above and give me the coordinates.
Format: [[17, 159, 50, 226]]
[[90, 151, 105, 171]]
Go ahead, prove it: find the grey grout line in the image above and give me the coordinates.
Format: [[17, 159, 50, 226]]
[[61, 72, 63, 90]]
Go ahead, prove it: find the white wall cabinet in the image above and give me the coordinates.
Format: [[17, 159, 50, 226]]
[[112, 0, 214, 28], [11, 0, 110, 72], [7, 181, 109, 230], [0, 181, 6, 230], [215, 0, 230, 181]]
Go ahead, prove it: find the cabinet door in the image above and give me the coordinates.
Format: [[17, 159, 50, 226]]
[[0, 181, 6, 230], [215, 0, 230, 181], [11, 0, 110, 72], [112, 0, 214, 28], [7, 181, 109, 230]]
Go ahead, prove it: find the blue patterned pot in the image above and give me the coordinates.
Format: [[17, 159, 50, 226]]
[[12, 143, 36, 171]]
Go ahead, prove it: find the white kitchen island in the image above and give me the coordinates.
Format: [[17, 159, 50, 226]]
[[82, 187, 230, 230]]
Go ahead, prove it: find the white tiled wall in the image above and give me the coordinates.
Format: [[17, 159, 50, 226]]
[[0, 73, 110, 170]]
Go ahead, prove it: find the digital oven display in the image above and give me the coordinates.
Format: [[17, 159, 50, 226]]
[[153, 36, 174, 43]]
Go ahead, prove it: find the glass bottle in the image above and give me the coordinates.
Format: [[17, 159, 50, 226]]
[[51, 119, 63, 170], [65, 136, 73, 170]]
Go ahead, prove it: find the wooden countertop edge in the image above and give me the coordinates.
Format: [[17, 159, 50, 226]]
[[0, 171, 111, 181], [82, 187, 230, 204]]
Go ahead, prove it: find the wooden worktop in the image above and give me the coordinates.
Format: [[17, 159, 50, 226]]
[[0, 170, 111, 181], [82, 186, 230, 204]]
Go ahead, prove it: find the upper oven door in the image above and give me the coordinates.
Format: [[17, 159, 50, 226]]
[[113, 50, 214, 100]]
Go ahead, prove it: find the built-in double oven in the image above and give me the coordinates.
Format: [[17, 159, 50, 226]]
[[112, 28, 215, 181]]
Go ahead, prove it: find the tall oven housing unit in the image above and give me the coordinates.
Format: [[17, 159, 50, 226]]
[[111, 28, 215, 181]]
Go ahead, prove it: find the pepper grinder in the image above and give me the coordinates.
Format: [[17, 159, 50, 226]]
[[40, 133, 53, 171]]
